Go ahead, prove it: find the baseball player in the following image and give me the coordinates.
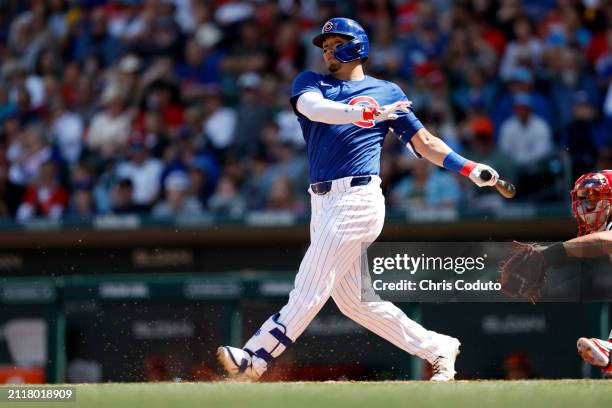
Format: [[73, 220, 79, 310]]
[[563, 170, 612, 377], [217, 17, 499, 382], [498, 170, 612, 376]]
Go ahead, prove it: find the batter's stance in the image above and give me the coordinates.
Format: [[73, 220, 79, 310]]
[[218, 18, 499, 381]]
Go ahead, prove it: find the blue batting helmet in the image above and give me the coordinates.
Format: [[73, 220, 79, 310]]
[[312, 17, 369, 63]]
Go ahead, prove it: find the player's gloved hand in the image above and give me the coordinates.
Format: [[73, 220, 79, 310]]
[[363, 101, 412, 121], [468, 163, 499, 187], [499, 241, 550, 303]]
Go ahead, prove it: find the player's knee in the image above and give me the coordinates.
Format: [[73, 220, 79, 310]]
[[332, 293, 360, 317]]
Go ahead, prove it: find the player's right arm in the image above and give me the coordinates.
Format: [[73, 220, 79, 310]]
[[296, 92, 409, 124], [291, 71, 407, 125]]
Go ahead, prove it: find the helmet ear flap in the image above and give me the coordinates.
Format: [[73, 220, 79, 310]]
[[332, 38, 369, 63]]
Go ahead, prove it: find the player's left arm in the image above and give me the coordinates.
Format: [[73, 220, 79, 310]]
[[388, 83, 498, 188], [541, 231, 612, 267]]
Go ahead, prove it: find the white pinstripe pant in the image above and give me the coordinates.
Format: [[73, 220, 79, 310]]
[[245, 176, 449, 365]]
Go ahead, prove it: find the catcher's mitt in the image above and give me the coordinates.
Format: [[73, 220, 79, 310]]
[[499, 241, 550, 303]]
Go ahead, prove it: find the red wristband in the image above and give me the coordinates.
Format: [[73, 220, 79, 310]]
[[362, 106, 376, 121], [459, 160, 477, 177]]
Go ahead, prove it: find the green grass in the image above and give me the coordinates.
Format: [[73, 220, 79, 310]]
[[2, 380, 612, 408]]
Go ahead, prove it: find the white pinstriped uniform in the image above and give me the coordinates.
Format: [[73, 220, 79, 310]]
[[240, 175, 455, 372], [230, 40, 460, 377]]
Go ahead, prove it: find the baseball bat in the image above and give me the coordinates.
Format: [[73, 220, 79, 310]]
[[480, 169, 516, 199]]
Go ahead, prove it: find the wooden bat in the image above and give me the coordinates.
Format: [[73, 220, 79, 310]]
[[480, 169, 516, 199]]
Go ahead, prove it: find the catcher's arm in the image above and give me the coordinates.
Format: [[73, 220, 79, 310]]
[[543, 230, 612, 265], [499, 232, 612, 303]]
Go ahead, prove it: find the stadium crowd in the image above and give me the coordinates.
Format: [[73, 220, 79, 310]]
[[0, 0, 611, 222]]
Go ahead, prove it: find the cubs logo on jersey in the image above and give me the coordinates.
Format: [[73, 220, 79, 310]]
[[348, 96, 380, 128]]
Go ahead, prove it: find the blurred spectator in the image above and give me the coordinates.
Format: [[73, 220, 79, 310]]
[[561, 91, 601, 180], [8, 5, 55, 73], [369, 20, 402, 78], [140, 109, 169, 158], [7, 124, 52, 187], [72, 75, 98, 125], [69, 162, 96, 222], [405, 69, 434, 117], [452, 65, 499, 120], [265, 176, 306, 214], [152, 171, 203, 219], [68, 186, 96, 220], [400, 20, 446, 80], [72, 8, 122, 67], [175, 36, 224, 99], [272, 20, 306, 81], [3, 60, 45, 110], [259, 122, 308, 188], [1, 114, 23, 156], [115, 138, 164, 208], [107, 1, 147, 45], [141, 79, 184, 133], [92, 160, 117, 215], [423, 100, 461, 153], [390, 159, 461, 211], [115, 54, 143, 106], [111, 178, 148, 215], [463, 116, 517, 209], [58, 61, 81, 106], [464, 116, 517, 181], [241, 154, 274, 210], [231, 72, 274, 156], [550, 48, 599, 130], [86, 84, 133, 158], [202, 89, 237, 152], [5, 83, 39, 125], [207, 175, 245, 217], [132, 3, 182, 59], [188, 163, 215, 206], [499, 93, 554, 166], [48, 96, 84, 165], [16, 161, 68, 222], [0, 88, 13, 122], [493, 67, 553, 130], [220, 19, 271, 76], [275, 98, 304, 148], [0, 161, 25, 218], [542, 4, 592, 50], [499, 16, 543, 80]]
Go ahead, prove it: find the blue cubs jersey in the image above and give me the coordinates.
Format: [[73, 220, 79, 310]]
[[290, 70, 424, 183]]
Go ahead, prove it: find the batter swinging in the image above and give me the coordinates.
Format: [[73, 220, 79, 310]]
[[217, 17, 499, 381]]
